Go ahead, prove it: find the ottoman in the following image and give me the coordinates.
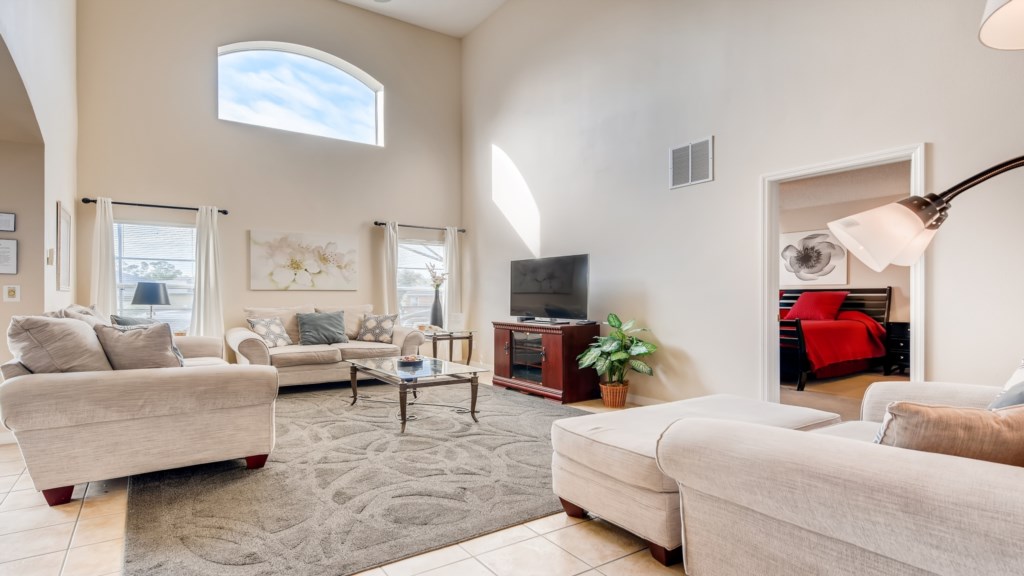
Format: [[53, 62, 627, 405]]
[[550, 394, 840, 565]]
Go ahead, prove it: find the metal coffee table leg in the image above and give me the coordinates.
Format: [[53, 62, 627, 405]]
[[400, 386, 408, 433], [470, 375, 479, 423]]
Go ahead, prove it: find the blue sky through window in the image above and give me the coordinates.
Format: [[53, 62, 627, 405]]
[[218, 50, 378, 145]]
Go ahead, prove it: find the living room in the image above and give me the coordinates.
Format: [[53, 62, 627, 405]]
[[2, 0, 1024, 575]]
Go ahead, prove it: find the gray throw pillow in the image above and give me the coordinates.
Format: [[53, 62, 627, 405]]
[[110, 314, 158, 326], [7, 316, 113, 373], [356, 313, 398, 344], [107, 323, 185, 365], [990, 380, 1024, 409], [95, 323, 183, 370], [246, 317, 293, 348], [296, 311, 348, 346]]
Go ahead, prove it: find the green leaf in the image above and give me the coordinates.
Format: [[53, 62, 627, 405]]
[[629, 359, 654, 376], [594, 356, 610, 375], [609, 351, 629, 362], [600, 339, 622, 353], [577, 347, 601, 368], [629, 341, 658, 356], [607, 313, 622, 329], [621, 319, 635, 332]]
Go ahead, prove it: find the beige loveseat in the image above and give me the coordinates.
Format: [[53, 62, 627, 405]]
[[656, 381, 1023, 576], [225, 304, 425, 387], [1, 332, 278, 507]]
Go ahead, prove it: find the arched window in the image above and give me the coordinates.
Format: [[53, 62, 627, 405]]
[[217, 41, 383, 146]]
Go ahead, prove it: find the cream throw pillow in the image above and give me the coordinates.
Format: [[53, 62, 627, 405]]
[[94, 323, 183, 370], [244, 305, 315, 344], [875, 401, 1024, 467], [7, 316, 113, 373]]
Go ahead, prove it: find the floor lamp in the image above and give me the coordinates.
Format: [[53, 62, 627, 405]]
[[827, 155, 1024, 271], [132, 282, 170, 319]]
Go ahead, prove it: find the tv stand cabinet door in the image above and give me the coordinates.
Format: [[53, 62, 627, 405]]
[[493, 327, 511, 378], [541, 333, 564, 393]]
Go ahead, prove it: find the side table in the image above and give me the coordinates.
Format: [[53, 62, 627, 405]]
[[423, 330, 475, 364]]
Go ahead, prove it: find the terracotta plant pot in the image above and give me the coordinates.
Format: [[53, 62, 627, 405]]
[[599, 382, 629, 408]]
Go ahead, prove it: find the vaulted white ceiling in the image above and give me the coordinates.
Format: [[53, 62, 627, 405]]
[[335, 0, 506, 38]]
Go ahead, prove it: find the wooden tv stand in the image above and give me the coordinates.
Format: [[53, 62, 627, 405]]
[[492, 321, 600, 404]]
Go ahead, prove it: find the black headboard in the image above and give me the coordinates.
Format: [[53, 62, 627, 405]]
[[780, 286, 892, 325]]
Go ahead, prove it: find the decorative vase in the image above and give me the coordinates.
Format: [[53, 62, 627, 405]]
[[430, 286, 443, 328], [599, 382, 629, 408]]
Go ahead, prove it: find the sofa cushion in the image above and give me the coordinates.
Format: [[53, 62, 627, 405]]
[[246, 317, 293, 348], [875, 401, 1024, 466], [182, 356, 230, 368], [8, 316, 113, 373], [316, 304, 373, 339], [297, 311, 349, 345], [333, 341, 400, 360], [553, 394, 840, 493], [95, 323, 183, 370], [356, 313, 398, 344], [808, 420, 880, 442], [267, 344, 342, 368], [244, 305, 315, 344], [64, 305, 108, 327]]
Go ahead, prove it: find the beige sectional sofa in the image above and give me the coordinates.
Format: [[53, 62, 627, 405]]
[[655, 381, 1023, 576], [225, 304, 425, 387]]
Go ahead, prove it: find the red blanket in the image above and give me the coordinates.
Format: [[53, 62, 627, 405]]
[[800, 311, 887, 371]]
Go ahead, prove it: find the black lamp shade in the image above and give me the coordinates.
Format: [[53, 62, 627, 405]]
[[131, 282, 170, 306]]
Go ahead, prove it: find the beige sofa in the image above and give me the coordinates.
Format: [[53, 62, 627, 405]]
[[0, 335, 278, 506], [656, 381, 1023, 576], [226, 304, 425, 387]]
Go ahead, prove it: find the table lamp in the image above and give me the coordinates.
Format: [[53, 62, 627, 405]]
[[827, 155, 1024, 272], [132, 282, 170, 319]]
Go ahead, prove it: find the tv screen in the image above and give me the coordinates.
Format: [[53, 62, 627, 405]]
[[510, 254, 589, 320]]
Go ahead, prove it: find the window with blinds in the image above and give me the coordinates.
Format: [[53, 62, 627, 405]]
[[113, 222, 197, 332], [397, 239, 446, 327]]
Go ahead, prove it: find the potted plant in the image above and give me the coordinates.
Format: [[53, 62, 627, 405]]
[[577, 313, 657, 408]]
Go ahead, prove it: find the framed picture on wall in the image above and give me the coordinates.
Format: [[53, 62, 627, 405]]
[[0, 239, 16, 274], [0, 212, 14, 232], [779, 229, 848, 286], [57, 201, 71, 291]]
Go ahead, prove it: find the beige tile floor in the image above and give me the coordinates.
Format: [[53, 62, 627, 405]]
[[0, 390, 681, 576]]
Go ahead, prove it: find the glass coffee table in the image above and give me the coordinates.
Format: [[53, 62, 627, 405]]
[[348, 356, 489, 433]]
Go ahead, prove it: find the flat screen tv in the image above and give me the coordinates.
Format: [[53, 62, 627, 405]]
[[510, 254, 589, 321]]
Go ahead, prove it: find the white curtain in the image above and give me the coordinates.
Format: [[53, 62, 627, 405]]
[[188, 206, 224, 338], [443, 226, 462, 330], [383, 221, 399, 315], [90, 198, 118, 320]]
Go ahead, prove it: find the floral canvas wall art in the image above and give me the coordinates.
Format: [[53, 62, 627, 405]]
[[780, 229, 847, 286], [250, 230, 357, 290]]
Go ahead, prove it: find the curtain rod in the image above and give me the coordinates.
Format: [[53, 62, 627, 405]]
[[373, 221, 465, 233], [81, 198, 229, 215]]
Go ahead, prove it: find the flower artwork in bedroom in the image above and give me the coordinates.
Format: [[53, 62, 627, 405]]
[[249, 230, 358, 290]]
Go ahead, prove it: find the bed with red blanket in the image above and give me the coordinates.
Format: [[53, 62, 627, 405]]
[[780, 287, 891, 391]]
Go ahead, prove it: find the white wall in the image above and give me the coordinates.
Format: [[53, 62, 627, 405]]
[[0, 0, 78, 312], [75, 0, 462, 331], [463, 0, 1024, 400]]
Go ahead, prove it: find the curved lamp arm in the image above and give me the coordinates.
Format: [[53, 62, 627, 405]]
[[827, 154, 1024, 272]]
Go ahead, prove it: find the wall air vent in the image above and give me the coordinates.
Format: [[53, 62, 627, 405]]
[[671, 136, 714, 188]]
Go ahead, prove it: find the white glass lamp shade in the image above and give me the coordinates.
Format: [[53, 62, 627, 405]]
[[981, 0, 1024, 50], [890, 227, 938, 266], [827, 203, 928, 273]]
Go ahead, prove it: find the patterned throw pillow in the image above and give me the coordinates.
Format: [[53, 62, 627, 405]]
[[247, 317, 293, 348], [356, 313, 398, 343]]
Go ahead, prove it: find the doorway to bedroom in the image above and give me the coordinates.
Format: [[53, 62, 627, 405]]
[[762, 146, 925, 420]]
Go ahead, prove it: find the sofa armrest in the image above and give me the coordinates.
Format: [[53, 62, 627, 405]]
[[225, 327, 271, 365], [656, 418, 1024, 576], [860, 381, 1002, 422], [0, 365, 278, 432], [173, 335, 224, 359], [393, 327, 425, 356]]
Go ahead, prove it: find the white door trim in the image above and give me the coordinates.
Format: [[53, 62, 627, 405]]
[[759, 144, 927, 402]]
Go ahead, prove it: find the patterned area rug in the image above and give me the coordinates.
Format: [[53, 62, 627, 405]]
[[124, 382, 587, 576]]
